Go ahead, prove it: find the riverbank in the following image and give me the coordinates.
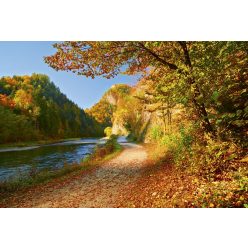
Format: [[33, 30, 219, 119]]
[[0, 141, 141, 208], [1, 139, 247, 208], [0, 137, 102, 152], [0, 136, 122, 201]]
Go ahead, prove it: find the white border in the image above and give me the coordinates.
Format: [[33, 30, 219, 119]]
[[1, 209, 247, 248], [0, 0, 247, 40], [0, 0, 247, 247]]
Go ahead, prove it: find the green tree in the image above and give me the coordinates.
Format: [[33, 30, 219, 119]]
[[45, 41, 219, 137], [104, 127, 112, 137], [0, 74, 103, 143]]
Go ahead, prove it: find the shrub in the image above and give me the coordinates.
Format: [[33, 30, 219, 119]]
[[158, 124, 244, 182], [83, 135, 121, 163], [104, 126, 112, 137], [150, 125, 164, 141], [158, 125, 194, 168]]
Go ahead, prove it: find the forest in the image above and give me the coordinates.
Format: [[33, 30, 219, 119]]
[[0, 73, 103, 143], [56, 42, 247, 147]]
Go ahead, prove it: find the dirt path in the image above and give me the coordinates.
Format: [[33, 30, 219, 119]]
[[1, 143, 147, 208]]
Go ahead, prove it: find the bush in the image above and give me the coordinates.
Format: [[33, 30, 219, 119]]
[[104, 126, 112, 138], [150, 125, 164, 141], [83, 135, 121, 163], [157, 123, 247, 177], [158, 125, 194, 168], [149, 124, 248, 208]]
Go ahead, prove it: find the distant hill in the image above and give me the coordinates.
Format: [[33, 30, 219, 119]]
[[85, 84, 132, 135], [0, 74, 102, 143], [86, 82, 187, 142]]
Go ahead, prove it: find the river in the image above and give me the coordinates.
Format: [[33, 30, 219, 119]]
[[0, 138, 106, 182]]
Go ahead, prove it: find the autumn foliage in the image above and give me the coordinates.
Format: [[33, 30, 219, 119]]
[[45, 41, 247, 207], [0, 74, 104, 143]]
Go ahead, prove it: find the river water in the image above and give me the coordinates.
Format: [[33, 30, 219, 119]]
[[0, 138, 105, 182]]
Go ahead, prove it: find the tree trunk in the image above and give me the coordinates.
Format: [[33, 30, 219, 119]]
[[189, 77, 216, 138], [140, 41, 215, 138], [179, 41, 215, 138]]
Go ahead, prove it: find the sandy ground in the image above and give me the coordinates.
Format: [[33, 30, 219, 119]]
[[1, 143, 147, 208]]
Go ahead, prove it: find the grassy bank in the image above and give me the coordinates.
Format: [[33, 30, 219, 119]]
[[0, 136, 122, 196], [82, 135, 122, 165]]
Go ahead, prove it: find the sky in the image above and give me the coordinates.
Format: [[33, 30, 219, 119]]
[[0, 41, 139, 109]]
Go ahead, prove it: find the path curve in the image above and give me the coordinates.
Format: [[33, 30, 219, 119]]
[[2, 143, 147, 208]]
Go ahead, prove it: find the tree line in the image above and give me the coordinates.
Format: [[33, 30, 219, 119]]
[[0, 74, 103, 143]]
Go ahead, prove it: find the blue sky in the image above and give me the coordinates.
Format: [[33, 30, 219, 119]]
[[0, 41, 139, 109]]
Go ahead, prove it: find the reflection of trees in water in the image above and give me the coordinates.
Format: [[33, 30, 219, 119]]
[[0, 143, 95, 181]]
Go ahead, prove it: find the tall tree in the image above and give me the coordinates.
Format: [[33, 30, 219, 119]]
[[45, 41, 220, 137]]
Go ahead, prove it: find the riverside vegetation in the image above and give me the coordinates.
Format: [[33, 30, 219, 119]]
[[0, 135, 121, 198], [0, 41, 247, 207]]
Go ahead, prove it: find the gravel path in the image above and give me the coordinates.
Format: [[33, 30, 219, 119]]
[[1, 143, 147, 208]]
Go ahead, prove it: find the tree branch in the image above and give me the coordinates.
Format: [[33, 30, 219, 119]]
[[137, 42, 178, 70], [178, 41, 192, 67]]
